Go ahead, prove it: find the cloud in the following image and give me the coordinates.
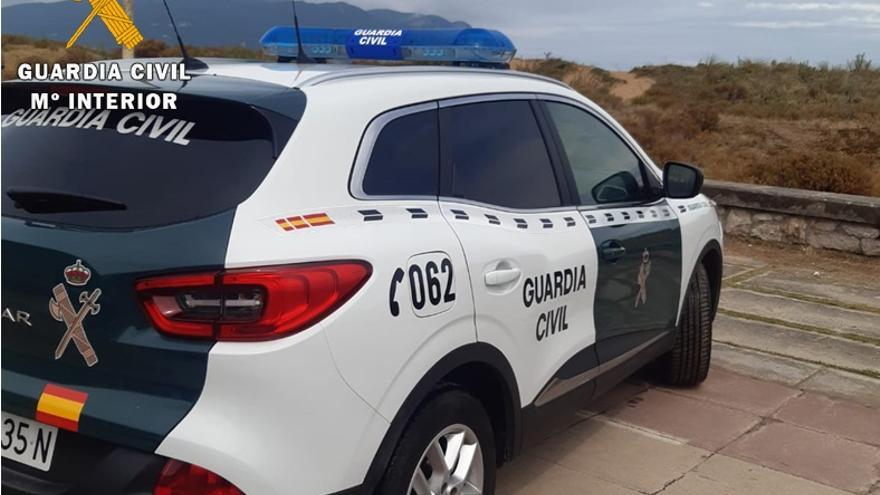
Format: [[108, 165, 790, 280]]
[[735, 20, 830, 28], [839, 14, 880, 24], [697, 1, 716, 7], [746, 2, 880, 13]]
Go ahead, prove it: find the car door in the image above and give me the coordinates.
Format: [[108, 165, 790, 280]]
[[540, 99, 682, 395], [437, 96, 600, 423]]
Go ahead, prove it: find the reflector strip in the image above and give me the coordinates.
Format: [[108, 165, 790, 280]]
[[35, 383, 88, 432]]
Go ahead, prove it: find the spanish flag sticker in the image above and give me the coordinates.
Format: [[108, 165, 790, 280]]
[[275, 218, 294, 231], [304, 213, 335, 227], [287, 216, 310, 229], [35, 384, 88, 432]]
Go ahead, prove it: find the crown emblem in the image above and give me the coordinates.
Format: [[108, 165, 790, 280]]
[[64, 260, 91, 286]]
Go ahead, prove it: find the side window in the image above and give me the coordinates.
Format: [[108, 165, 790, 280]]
[[446, 100, 561, 209], [362, 109, 439, 196], [545, 101, 648, 206]]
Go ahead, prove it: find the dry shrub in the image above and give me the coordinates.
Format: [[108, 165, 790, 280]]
[[746, 151, 874, 196], [58, 46, 102, 64], [567, 67, 622, 111], [690, 104, 720, 132], [134, 39, 174, 58], [513, 57, 579, 81]]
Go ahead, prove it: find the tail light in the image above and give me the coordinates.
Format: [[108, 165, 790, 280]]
[[154, 459, 243, 495], [136, 261, 371, 341]]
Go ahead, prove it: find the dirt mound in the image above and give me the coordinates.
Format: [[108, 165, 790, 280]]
[[610, 71, 654, 101]]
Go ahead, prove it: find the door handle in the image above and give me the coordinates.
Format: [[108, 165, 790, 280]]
[[600, 240, 627, 261], [485, 267, 522, 287]]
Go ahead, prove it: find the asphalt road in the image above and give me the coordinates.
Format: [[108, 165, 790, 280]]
[[498, 242, 880, 495]]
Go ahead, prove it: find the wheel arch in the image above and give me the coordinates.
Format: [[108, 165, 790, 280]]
[[359, 342, 521, 493], [697, 239, 723, 318]]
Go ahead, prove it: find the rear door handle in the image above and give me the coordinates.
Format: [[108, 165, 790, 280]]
[[485, 268, 522, 287], [600, 240, 626, 261]]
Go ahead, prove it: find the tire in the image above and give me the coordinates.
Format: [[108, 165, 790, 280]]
[[378, 387, 497, 495], [660, 262, 713, 386]]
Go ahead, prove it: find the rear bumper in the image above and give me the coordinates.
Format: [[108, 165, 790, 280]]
[[1, 430, 165, 495], [155, 328, 389, 495]]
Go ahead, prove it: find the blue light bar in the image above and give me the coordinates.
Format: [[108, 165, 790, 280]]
[[260, 27, 516, 66]]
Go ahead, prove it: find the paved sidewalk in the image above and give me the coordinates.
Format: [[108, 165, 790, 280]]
[[498, 241, 880, 494]]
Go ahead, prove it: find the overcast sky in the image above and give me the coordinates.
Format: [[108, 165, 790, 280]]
[[348, 0, 880, 69], [3, 0, 878, 68]]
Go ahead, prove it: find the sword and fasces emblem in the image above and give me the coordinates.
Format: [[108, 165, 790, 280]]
[[48, 260, 101, 367], [66, 0, 143, 50], [634, 249, 651, 308]]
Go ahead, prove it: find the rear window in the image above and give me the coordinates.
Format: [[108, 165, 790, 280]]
[[1, 83, 304, 229], [362, 109, 439, 197]]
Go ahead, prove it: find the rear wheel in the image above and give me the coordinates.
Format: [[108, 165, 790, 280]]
[[378, 388, 496, 495], [660, 262, 713, 385]]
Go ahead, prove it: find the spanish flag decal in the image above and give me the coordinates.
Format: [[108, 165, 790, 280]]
[[287, 216, 310, 229], [273, 212, 335, 232], [275, 218, 295, 232], [303, 213, 334, 227], [35, 384, 88, 432]]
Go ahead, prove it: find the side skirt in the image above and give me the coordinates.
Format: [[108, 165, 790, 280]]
[[521, 330, 673, 447]]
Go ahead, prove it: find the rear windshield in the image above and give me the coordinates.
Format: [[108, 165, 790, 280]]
[[1, 82, 304, 229]]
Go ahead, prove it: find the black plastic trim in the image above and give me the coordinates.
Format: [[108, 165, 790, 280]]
[[358, 342, 521, 494], [1, 430, 165, 495], [696, 240, 724, 319]]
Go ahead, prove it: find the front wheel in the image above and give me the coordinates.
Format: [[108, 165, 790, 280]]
[[378, 388, 496, 495], [659, 262, 713, 386]]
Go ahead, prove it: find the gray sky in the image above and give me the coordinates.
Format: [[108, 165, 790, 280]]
[[346, 0, 880, 69], [3, 0, 878, 68]]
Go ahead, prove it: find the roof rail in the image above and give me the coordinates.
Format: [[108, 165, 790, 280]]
[[297, 65, 572, 89]]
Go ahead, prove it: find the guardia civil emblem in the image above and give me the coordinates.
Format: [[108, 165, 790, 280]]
[[48, 260, 101, 367], [634, 249, 651, 308]]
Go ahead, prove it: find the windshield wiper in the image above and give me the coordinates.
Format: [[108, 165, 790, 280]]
[[7, 188, 127, 214]]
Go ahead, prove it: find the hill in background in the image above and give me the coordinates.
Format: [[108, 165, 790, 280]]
[[514, 57, 880, 197], [0, 0, 468, 49], [1, 35, 878, 197]]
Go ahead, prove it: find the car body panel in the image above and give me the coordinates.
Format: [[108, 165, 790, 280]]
[[2, 61, 724, 495]]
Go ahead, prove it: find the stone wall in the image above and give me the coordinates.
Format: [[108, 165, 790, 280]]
[[703, 181, 880, 257]]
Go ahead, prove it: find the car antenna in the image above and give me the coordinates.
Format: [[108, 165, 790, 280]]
[[291, 0, 315, 64], [160, 0, 208, 71]]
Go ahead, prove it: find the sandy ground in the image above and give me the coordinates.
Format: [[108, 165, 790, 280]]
[[610, 71, 654, 101]]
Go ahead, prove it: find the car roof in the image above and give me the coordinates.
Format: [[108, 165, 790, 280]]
[[101, 57, 570, 91]]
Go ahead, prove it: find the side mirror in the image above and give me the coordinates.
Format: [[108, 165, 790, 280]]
[[663, 162, 704, 199]]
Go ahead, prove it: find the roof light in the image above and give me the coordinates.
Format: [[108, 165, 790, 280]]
[[259, 27, 516, 67]]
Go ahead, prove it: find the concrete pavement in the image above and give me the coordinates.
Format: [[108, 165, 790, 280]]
[[498, 241, 880, 494]]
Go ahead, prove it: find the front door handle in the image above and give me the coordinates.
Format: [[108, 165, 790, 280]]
[[600, 240, 626, 262], [485, 267, 522, 287]]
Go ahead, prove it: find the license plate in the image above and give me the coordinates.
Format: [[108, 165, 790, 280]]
[[1, 412, 58, 471]]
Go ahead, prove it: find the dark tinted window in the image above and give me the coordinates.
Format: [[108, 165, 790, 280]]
[[447, 101, 561, 209], [546, 102, 648, 205], [362, 109, 438, 196], [1, 83, 304, 229]]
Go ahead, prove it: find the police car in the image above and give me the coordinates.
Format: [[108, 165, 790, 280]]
[[1, 27, 722, 495]]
